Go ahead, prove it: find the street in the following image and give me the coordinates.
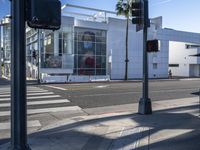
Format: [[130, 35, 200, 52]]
[[0, 78, 200, 145], [41, 79, 200, 108]]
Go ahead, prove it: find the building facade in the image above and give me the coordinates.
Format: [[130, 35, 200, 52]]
[[1, 6, 200, 82], [0, 16, 11, 78]]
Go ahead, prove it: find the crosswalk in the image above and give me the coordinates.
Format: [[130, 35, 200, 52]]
[[0, 86, 82, 130]]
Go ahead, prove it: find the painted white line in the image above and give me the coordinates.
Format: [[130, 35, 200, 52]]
[[0, 98, 11, 101], [28, 99, 70, 104], [28, 95, 61, 99], [0, 106, 82, 117], [0, 120, 41, 130], [0, 92, 54, 97], [27, 92, 54, 96], [95, 85, 109, 88], [0, 88, 10, 91], [0, 87, 40, 90], [0, 99, 70, 107], [44, 85, 67, 91], [0, 95, 61, 101], [0, 90, 49, 94]]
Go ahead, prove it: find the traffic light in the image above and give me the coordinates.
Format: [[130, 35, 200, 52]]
[[147, 40, 159, 52], [132, 0, 144, 25], [27, 0, 61, 30], [132, 0, 150, 32]]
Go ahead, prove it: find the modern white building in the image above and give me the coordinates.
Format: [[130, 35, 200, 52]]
[[1, 4, 200, 82], [0, 15, 11, 79], [167, 29, 200, 77], [36, 15, 169, 82]]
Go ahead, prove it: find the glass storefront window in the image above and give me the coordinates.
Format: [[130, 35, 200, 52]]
[[41, 54, 62, 68], [96, 56, 106, 69], [41, 26, 74, 69], [74, 27, 107, 75], [96, 43, 106, 55]]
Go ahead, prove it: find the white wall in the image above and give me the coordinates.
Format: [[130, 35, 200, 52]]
[[107, 18, 169, 79], [47, 16, 200, 80], [169, 41, 200, 77], [107, 18, 142, 79]]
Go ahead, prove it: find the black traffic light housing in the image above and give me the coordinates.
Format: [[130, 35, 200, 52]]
[[27, 0, 61, 30], [132, 0, 150, 32], [132, 0, 144, 25], [147, 40, 159, 52]]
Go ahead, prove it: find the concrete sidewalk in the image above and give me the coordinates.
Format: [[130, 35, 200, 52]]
[[0, 97, 200, 150]]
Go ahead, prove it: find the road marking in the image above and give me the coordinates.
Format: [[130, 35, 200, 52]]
[[0, 95, 61, 101], [0, 86, 44, 89], [0, 120, 41, 130], [0, 92, 54, 97], [0, 106, 82, 117], [44, 85, 68, 91], [0, 99, 70, 107], [28, 95, 61, 99], [94, 85, 109, 88], [0, 90, 49, 94]]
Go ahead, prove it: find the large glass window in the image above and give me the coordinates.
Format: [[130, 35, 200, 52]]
[[74, 28, 107, 75], [41, 26, 74, 69], [3, 24, 11, 61]]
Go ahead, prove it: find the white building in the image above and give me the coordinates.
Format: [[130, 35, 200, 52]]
[[36, 15, 169, 82], [167, 29, 200, 77], [1, 5, 200, 82]]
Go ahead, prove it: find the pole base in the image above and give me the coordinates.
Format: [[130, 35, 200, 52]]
[[138, 98, 152, 115]]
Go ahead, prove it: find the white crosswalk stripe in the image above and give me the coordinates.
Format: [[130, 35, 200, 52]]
[[0, 92, 54, 97], [0, 95, 61, 101], [0, 106, 82, 117], [0, 120, 41, 130], [0, 90, 49, 94], [0, 86, 82, 130], [0, 99, 70, 107]]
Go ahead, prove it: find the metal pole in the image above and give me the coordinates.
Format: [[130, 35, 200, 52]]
[[138, 0, 152, 114], [11, 0, 31, 149], [37, 29, 40, 84]]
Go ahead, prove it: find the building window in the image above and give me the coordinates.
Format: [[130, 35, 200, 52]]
[[169, 64, 179, 67], [185, 44, 200, 49], [153, 63, 158, 69], [41, 26, 74, 69], [74, 28, 107, 75]]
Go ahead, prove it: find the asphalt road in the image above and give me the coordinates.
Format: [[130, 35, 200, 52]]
[[41, 79, 200, 109]]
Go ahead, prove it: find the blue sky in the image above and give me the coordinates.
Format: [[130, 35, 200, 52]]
[[1, 0, 200, 33]]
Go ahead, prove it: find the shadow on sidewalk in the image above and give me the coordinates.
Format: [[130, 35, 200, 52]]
[[1, 104, 200, 149]]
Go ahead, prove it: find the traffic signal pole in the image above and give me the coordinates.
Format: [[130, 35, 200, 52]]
[[138, 0, 152, 114], [11, 0, 31, 149]]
